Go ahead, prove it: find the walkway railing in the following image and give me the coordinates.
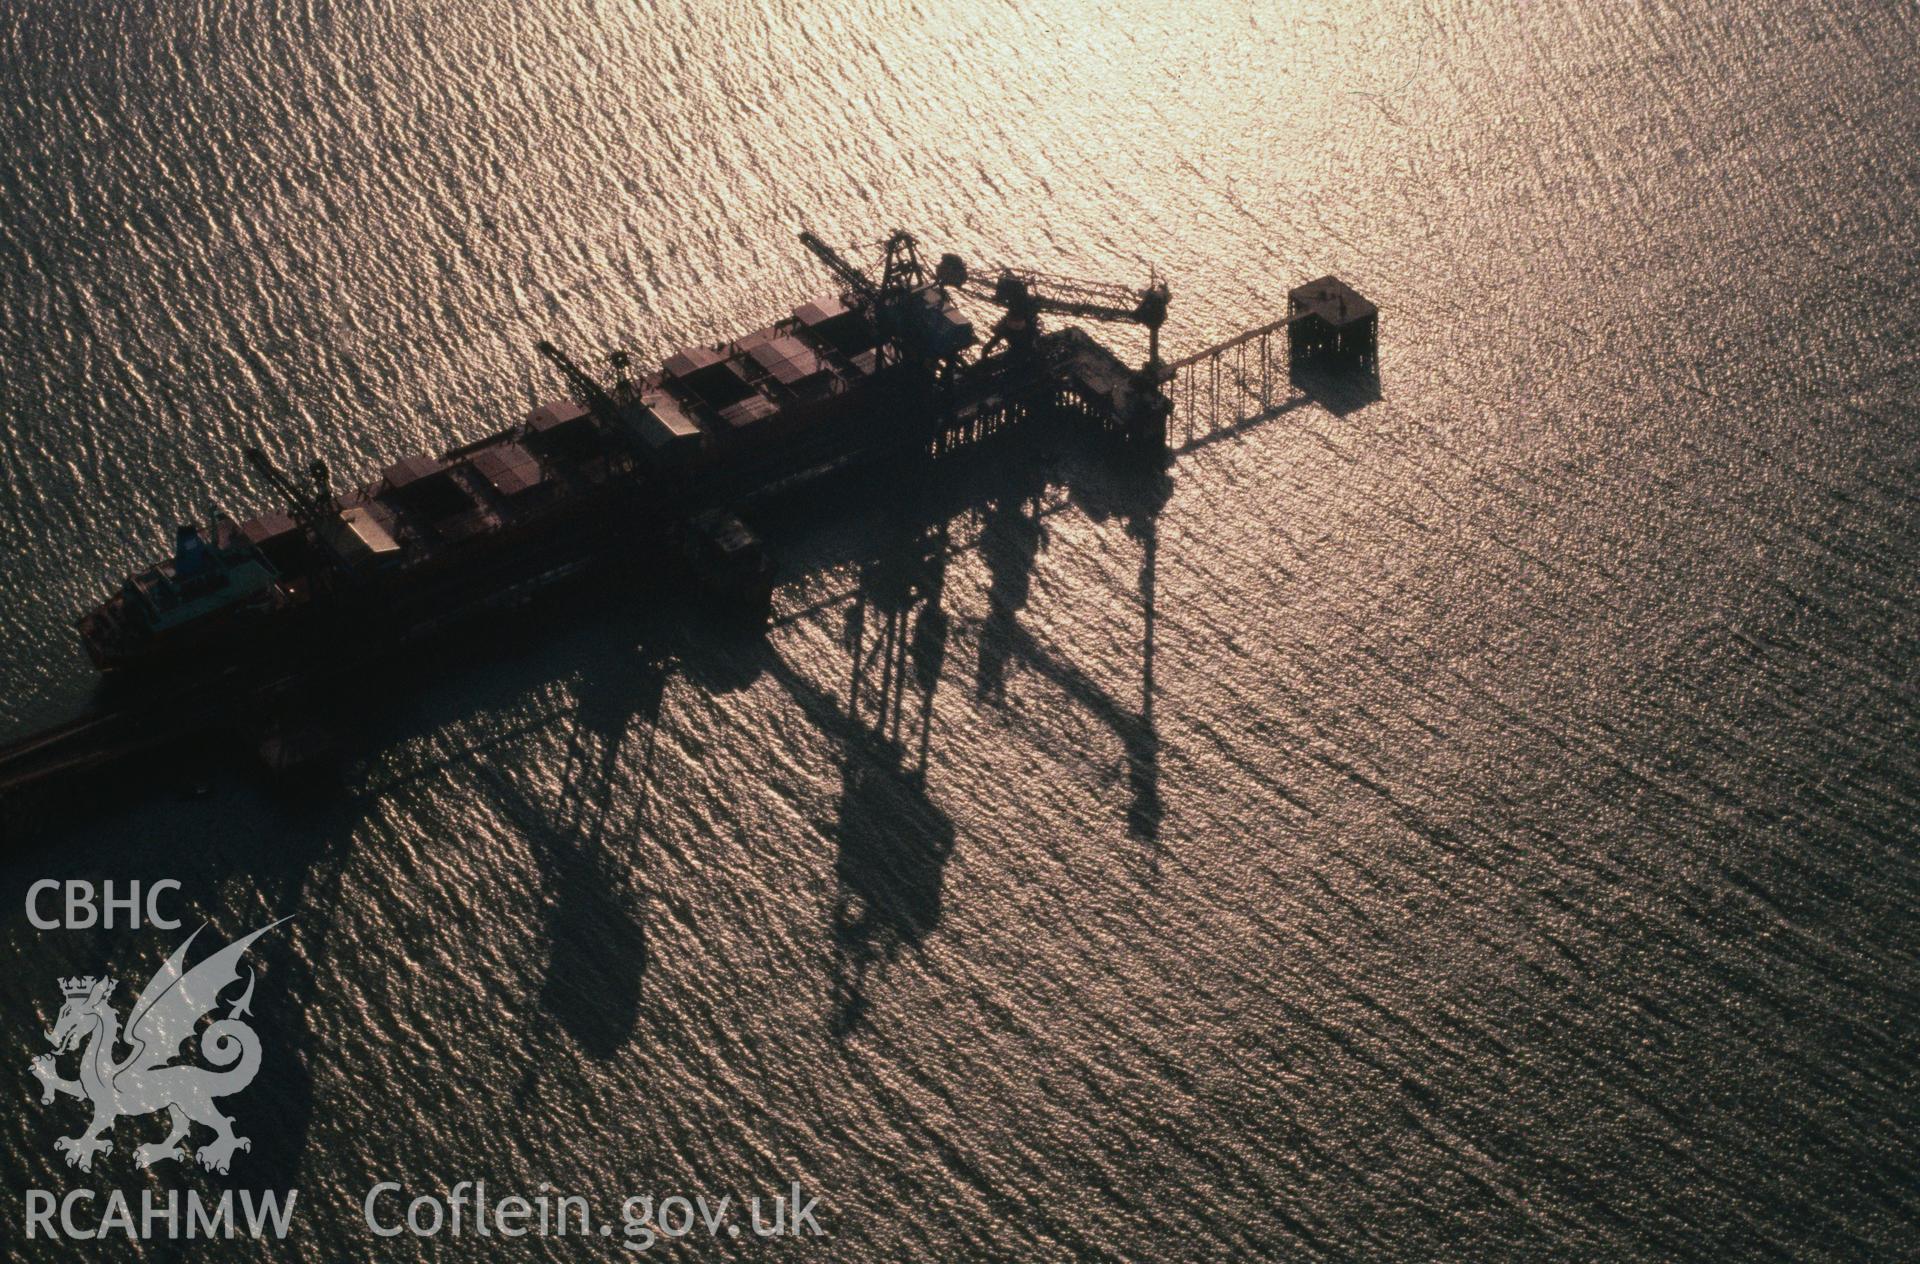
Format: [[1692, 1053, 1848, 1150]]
[[1166, 313, 1293, 444]]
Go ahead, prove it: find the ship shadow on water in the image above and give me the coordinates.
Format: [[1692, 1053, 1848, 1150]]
[[0, 774, 364, 1227], [219, 800, 356, 1200]]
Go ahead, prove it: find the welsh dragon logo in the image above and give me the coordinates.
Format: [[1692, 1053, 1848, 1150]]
[[29, 918, 288, 1174]]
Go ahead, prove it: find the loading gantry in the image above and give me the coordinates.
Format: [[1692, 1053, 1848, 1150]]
[[961, 265, 1170, 379]]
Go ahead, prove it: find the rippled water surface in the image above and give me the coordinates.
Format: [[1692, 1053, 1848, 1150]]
[[2, 1, 1916, 1259]]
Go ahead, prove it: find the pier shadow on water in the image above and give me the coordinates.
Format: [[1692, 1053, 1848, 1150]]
[[1291, 362, 1382, 418], [1171, 366, 1381, 455], [6, 429, 1175, 1048]]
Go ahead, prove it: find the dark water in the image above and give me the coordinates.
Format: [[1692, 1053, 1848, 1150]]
[[2, 1, 1916, 1259]]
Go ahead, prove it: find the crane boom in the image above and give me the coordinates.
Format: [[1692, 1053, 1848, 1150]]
[[242, 446, 331, 525], [965, 266, 1170, 371], [534, 339, 622, 425], [798, 231, 878, 302], [984, 267, 1136, 312], [798, 229, 975, 368]]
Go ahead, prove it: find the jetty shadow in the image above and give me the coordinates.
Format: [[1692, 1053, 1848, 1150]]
[[1168, 354, 1381, 457], [1290, 362, 1382, 418], [1063, 460, 1171, 852], [1172, 392, 1311, 455]]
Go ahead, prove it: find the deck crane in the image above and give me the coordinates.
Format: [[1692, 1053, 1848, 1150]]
[[242, 446, 336, 530], [534, 338, 631, 424], [966, 267, 1171, 378], [874, 231, 932, 297], [242, 444, 363, 575], [798, 229, 934, 307]]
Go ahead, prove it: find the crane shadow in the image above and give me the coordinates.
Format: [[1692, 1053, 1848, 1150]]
[[521, 646, 665, 1063], [1065, 461, 1171, 851], [755, 499, 959, 1038], [324, 605, 673, 1073], [973, 462, 1052, 704], [767, 442, 1170, 1035]]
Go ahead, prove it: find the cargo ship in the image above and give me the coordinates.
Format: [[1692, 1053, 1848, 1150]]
[[76, 230, 1175, 675]]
